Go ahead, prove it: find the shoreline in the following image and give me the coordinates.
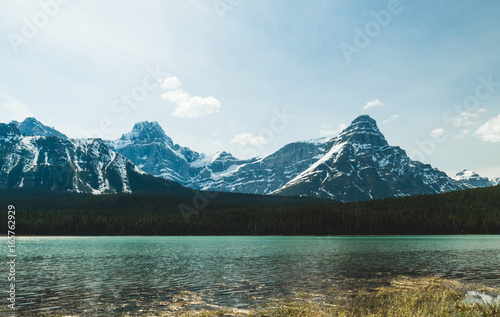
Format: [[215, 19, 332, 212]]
[[3, 233, 500, 238], [4, 276, 497, 316]]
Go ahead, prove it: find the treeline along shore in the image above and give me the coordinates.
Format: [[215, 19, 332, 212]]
[[1, 185, 499, 236]]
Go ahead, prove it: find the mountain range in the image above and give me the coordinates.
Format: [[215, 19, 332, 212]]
[[1, 116, 497, 202], [0, 122, 190, 196]]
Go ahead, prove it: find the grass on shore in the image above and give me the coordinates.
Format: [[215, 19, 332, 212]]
[[41, 276, 499, 317], [153, 276, 500, 317]]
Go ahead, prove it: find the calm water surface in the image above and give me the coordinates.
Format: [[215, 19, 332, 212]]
[[1, 235, 500, 315]]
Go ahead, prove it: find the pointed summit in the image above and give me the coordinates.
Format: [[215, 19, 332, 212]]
[[272, 114, 467, 202], [10, 117, 67, 138], [108, 120, 204, 185], [454, 169, 494, 188], [352, 114, 378, 125], [121, 121, 173, 146], [334, 115, 388, 148]]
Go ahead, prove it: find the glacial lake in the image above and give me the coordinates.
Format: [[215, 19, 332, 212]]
[[2, 235, 500, 315]]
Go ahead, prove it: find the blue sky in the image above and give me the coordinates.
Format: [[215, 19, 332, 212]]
[[1, 0, 499, 178]]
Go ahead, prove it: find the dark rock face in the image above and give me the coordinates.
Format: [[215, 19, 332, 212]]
[[0, 123, 188, 195], [272, 115, 469, 202], [105, 121, 203, 184], [110, 116, 468, 203], [0, 123, 20, 138], [189, 141, 327, 194], [107, 120, 328, 194], [2, 115, 479, 202]]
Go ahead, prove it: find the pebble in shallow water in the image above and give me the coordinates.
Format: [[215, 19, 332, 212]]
[[464, 291, 500, 305]]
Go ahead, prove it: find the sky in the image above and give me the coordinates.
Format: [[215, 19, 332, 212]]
[[1, 0, 499, 178]]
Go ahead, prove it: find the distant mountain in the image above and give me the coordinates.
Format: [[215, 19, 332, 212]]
[[107, 121, 328, 194], [109, 116, 469, 202], [272, 115, 469, 202], [105, 121, 252, 186], [2, 116, 486, 202], [0, 123, 189, 195], [10, 117, 67, 138], [106, 121, 197, 184], [189, 139, 327, 194], [454, 169, 498, 188]]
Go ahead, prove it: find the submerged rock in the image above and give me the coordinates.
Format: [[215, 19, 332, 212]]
[[464, 291, 500, 305]]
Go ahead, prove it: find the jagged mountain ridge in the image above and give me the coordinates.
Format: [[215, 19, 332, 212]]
[[105, 121, 253, 186], [189, 139, 328, 194], [10, 117, 67, 139], [272, 115, 469, 202], [0, 123, 189, 195], [2, 115, 495, 202], [454, 169, 499, 188], [107, 116, 474, 202], [107, 121, 328, 195]]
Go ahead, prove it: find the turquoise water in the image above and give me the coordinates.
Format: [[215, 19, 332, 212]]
[[2, 236, 500, 315]]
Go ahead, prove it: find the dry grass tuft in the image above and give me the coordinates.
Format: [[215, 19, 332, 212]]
[[47, 277, 500, 317], [159, 277, 499, 317]]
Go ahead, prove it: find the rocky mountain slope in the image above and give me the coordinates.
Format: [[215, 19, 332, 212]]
[[0, 123, 189, 195], [272, 116, 469, 202], [10, 117, 67, 138], [3, 115, 494, 202], [454, 169, 499, 188], [107, 115, 474, 202], [107, 121, 328, 194]]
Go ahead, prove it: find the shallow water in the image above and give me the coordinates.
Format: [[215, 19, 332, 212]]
[[1, 235, 500, 315]]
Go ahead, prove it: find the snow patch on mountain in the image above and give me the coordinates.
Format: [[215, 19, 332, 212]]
[[454, 169, 497, 188], [10, 117, 67, 138], [272, 115, 468, 202]]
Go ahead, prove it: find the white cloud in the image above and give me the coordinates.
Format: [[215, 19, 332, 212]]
[[382, 114, 400, 124], [474, 114, 500, 143], [320, 123, 347, 138], [455, 129, 471, 140], [0, 91, 34, 121], [430, 128, 445, 139], [364, 99, 383, 110], [160, 77, 221, 118], [452, 111, 479, 128], [160, 77, 182, 90], [230, 133, 267, 146]]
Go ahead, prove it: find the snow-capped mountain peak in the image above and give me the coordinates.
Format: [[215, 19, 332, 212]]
[[272, 115, 468, 202], [10, 117, 67, 138], [454, 169, 497, 188], [454, 169, 480, 181], [118, 121, 174, 147], [334, 114, 388, 148], [3, 115, 490, 202], [0, 123, 188, 195]]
